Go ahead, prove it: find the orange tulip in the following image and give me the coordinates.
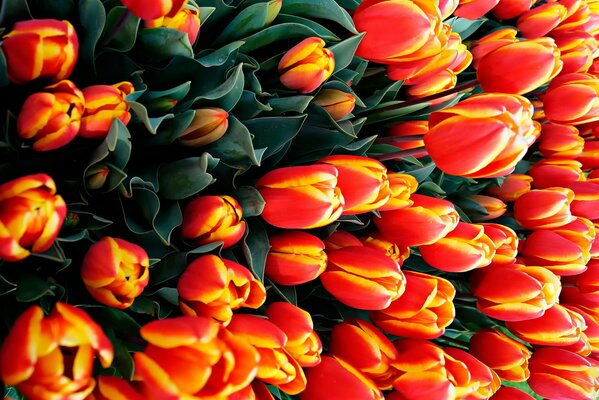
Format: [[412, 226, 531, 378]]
[[444, 347, 501, 399], [81, 237, 150, 309], [0, 303, 113, 400], [314, 89, 356, 121], [178, 107, 229, 147], [370, 271, 455, 339], [481, 223, 519, 264], [491, 0, 534, 19], [563, 304, 599, 356], [543, 72, 599, 125], [79, 82, 135, 139], [513, 187, 576, 229], [17, 80, 85, 151], [387, 120, 427, 157], [323, 230, 363, 251], [562, 181, 599, 220], [88, 376, 143, 400], [516, 2, 568, 38], [468, 194, 507, 221], [146, 5, 201, 44], [405, 69, 457, 98], [470, 263, 561, 321], [374, 194, 459, 247], [529, 159, 584, 189], [471, 28, 518, 67], [257, 165, 344, 229], [578, 140, 599, 169], [561, 258, 599, 304], [490, 386, 536, 399], [1, 19, 78, 84], [278, 37, 335, 93], [424, 93, 540, 178], [181, 195, 246, 249], [265, 302, 322, 367], [378, 173, 418, 211], [360, 233, 411, 264], [321, 246, 405, 310], [264, 231, 327, 285], [454, 0, 500, 19], [469, 328, 532, 382], [0, 174, 67, 262], [554, 31, 596, 74], [538, 123, 584, 159], [120, 0, 186, 20], [486, 173, 533, 202]]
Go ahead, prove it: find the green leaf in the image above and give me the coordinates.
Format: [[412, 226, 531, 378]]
[[0, 49, 9, 87], [265, 95, 313, 115], [240, 21, 338, 53], [448, 17, 487, 40], [154, 287, 179, 306], [268, 280, 298, 305], [149, 252, 188, 286], [157, 157, 216, 200], [92, 307, 142, 336], [215, 2, 270, 45], [364, 101, 431, 125], [196, 41, 245, 67], [0, 0, 31, 26], [232, 90, 273, 120], [16, 274, 50, 302], [182, 63, 245, 111], [136, 28, 194, 62], [245, 115, 306, 160], [241, 218, 270, 282], [78, 0, 106, 68], [112, 339, 135, 379], [128, 101, 174, 134], [147, 110, 196, 145], [234, 186, 265, 217], [331, 135, 377, 157], [359, 80, 404, 109], [407, 162, 437, 183], [329, 33, 365, 74], [280, 0, 358, 34], [103, 7, 140, 52], [139, 81, 191, 104], [204, 116, 260, 169]]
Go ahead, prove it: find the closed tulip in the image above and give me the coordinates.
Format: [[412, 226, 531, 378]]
[[444, 347, 501, 399], [469, 328, 532, 381], [490, 386, 536, 400], [361, 233, 411, 264], [491, 0, 533, 19], [181, 195, 246, 249], [424, 93, 540, 178], [516, 2, 568, 38], [85, 164, 110, 190], [539, 123, 584, 159], [178, 255, 266, 325], [468, 194, 507, 221], [1, 19, 78, 84], [81, 237, 149, 309], [120, 0, 186, 20], [79, 82, 135, 139], [314, 89, 356, 120], [486, 173, 533, 202], [278, 37, 335, 93], [0, 174, 67, 262], [562, 259, 599, 304], [554, 31, 596, 75], [257, 165, 344, 229], [471, 28, 518, 66], [470, 263, 561, 321], [405, 69, 457, 98], [563, 304, 599, 356], [0, 303, 113, 400], [146, 6, 201, 44], [264, 231, 327, 285], [387, 120, 427, 157], [578, 140, 599, 169], [17, 80, 85, 151], [529, 159, 584, 189], [543, 72, 599, 125], [374, 194, 459, 247], [378, 172, 418, 211], [528, 347, 599, 400], [419, 222, 496, 273], [265, 302, 322, 367], [370, 271, 455, 339], [329, 318, 400, 390], [514, 187, 576, 229], [178, 107, 229, 147], [562, 181, 599, 220], [481, 223, 519, 264], [455, 0, 499, 19], [323, 230, 363, 251], [321, 246, 405, 310], [89, 376, 143, 400]]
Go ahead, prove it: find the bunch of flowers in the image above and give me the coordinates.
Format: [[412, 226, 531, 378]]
[[1, 0, 599, 399]]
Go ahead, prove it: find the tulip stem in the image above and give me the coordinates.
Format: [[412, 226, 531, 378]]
[[435, 336, 470, 349], [103, 10, 133, 45], [375, 134, 425, 144], [374, 147, 427, 161]]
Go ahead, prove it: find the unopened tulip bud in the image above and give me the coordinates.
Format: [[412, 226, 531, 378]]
[[86, 164, 110, 190], [543, 73, 599, 125], [147, 6, 201, 44], [516, 2, 568, 38], [529, 159, 585, 189], [79, 82, 134, 139], [538, 123, 584, 159], [314, 89, 356, 120], [486, 173, 533, 202], [179, 107, 229, 147], [514, 187, 576, 229], [378, 173, 418, 211], [468, 194, 507, 221], [278, 37, 335, 93]]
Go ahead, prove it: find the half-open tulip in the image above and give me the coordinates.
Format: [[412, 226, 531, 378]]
[[543, 73, 599, 125], [539, 123, 584, 159], [17, 80, 85, 151], [120, 0, 186, 20], [314, 89, 356, 121], [486, 173, 533, 202], [178, 107, 229, 147], [370, 271, 455, 339], [257, 165, 344, 229], [79, 82, 135, 139], [178, 255, 266, 325], [0, 174, 67, 261], [513, 187, 576, 229], [81, 237, 149, 309], [147, 6, 201, 44], [0, 303, 113, 400], [361, 233, 411, 264], [443, 347, 501, 399], [562, 181, 599, 220], [482, 223, 519, 264], [181, 195, 246, 249], [1, 19, 78, 84], [278, 37, 335, 93], [378, 172, 418, 211]]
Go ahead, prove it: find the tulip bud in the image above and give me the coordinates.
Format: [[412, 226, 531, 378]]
[[387, 120, 427, 157], [264, 231, 327, 285], [85, 164, 110, 190], [266, 0, 283, 24], [578, 140, 599, 169], [321, 246, 406, 310], [514, 187, 576, 230], [146, 6, 201, 44], [443, 347, 501, 399], [378, 173, 418, 211], [405, 69, 457, 99], [562, 181, 599, 221], [314, 89, 356, 121], [257, 165, 344, 229], [178, 107, 229, 147], [318, 155, 390, 215], [323, 230, 363, 251], [79, 82, 135, 139], [278, 37, 335, 93], [516, 2, 568, 38], [486, 173, 533, 202], [120, 0, 186, 20], [181, 195, 246, 249], [455, 0, 500, 19], [491, 386, 536, 400], [0, 174, 67, 261], [17, 80, 85, 151], [361, 233, 410, 264], [481, 223, 519, 264], [543, 72, 599, 125], [561, 259, 599, 304], [468, 194, 507, 221], [538, 123, 584, 159], [1, 19, 78, 84], [370, 271, 455, 339], [491, 0, 533, 19], [81, 237, 150, 309], [529, 159, 585, 189]]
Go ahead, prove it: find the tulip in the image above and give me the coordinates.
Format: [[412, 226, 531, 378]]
[[265, 302, 322, 367], [146, 6, 201, 44], [471, 28, 519, 67], [419, 222, 497, 273], [387, 120, 427, 157], [323, 230, 363, 251], [486, 174, 533, 204], [0, 174, 67, 262], [528, 347, 599, 400], [378, 172, 418, 211], [519, 229, 589, 276], [278, 37, 335, 93], [517, 2, 568, 38], [81, 237, 150, 309], [543, 72, 599, 125], [513, 187, 576, 230], [468, 194, 507, 221], [506, 304, 587, 346], [469, 328, 532, 382], [491, 0, 533, 19], [562, 181, 599, 220], [89, 376, 144, 400], [361, 233, 410, 264], [79, 82, 135, 139], [444, 347, 501, 399], [405, 69, 457, 98], [321, 246, 405, 310], [85, 164, 110, 190], [563, 304, 599, 356], [538, 123, 584, 159], [470, 263, 561, 321], [264, 231, 327, 285], [256, 165, 344, 229], [227, 314, 306, 394], [578, 140, 599, 169], [370, 271, 455, 339], [439, 0, 459, 18], [328, 319, 400, 389], [554, 32, 596, 75], [561, 259, 599, 304], [300, 356, 383, 400], [424, 93, 540, 178], [134, 316, 259, 399], [17, 79, 85, 151], [1, 19, 78, 84], [491, 386, 536, 399], [181, 195, 246, 249], [481, 223, 519, 264], [314, 89, 356, 120], [374, 194, 459, 247], [529, 159, 584, 189], [177, 255, 266, 325], [120, 0, 186, 20], [0, 303, 113, 400], [454, 0, 500, 19], [178, 107, 229, 147]]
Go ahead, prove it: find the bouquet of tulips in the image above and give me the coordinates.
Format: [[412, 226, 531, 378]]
[[0, 0, 599, 399]]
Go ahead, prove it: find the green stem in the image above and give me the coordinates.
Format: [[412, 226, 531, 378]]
[[375, 134, 424, 144], [374, 147, 426, 161]]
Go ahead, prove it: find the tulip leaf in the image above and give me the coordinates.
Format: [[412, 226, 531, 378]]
[[234, 186, 265, 217], [92, 307, 142, 336], [240, 22, 336, 53], [232, 90, 273, 120], [358, 80, 404, 110], [204, 116, 260, 169], [277, 14, 340, 41], [448, 17, 487, 40], [264, 96, 313, 116], [406, 162, 437, 183], [329, 33, 365, 74], [149, 252, 189, 286], [30, 0, 76, 19], [331, 135, 377, 156], [418, 181, 446, 197], [241, 218, 270, 282], [128, 101, 175, 134], [103, 7, 140, 52], [15, 274, 50, 302], [112, 339, 135, 380], [139, 81, 191, 103], [364, 101, 431, 125], [157, 157, 216, 200], [215, 2, 270, 45], [196, 41, 244, 67], [0, 50, 8, 87], [153, 287, 180, 306], [146, 110, 196, 145], [182, 63, 245, 112], [0, 0, 32, 27], [136, 28, 194, 62], [281, 0, 358, 34], [78, 0, 106, 69], [267, 280, 298, 305], [245, 115, 306, 160]]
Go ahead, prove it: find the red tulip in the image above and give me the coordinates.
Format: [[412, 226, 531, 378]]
[[578, 140, 599, 169], [120, 0, 186, 20], [468, 195, 507, 221], [490, 386, 536, 400], [513, 187, 576, 230], [516, 2, 568, 38], [481, 223, 519, 264], [491, 0, 533, 19], [486, 173, 533, 202], [561, 258, 599, 305], [455, 0, 499, 19], [543, 72, 599, 125], [278, 37, 335, 93], [146, 5, 201, 44], [79, 82, 135, 139], [178, 107, 229, 147], [538, 123, 584, 159], [88, 376, 143, 400], [444, 347, 501, 399], [361, 233, 411, 264], [323, 230, 363, 251], [562, 181, 599, 220], [528, 159, 585, 189]]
